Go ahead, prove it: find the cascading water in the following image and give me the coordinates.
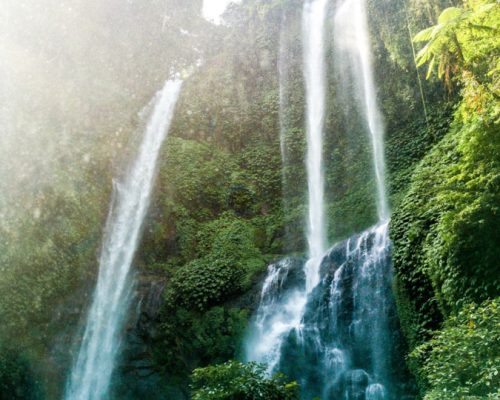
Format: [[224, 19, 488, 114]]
[[245, 258, 307, 373], [333, 0, 389, 221], [329, 0, 394, 391], [275, 222, 400, 399], [245, 0, 329, 373], [65, 79, 182, 400], [245, 0, 412, 398]]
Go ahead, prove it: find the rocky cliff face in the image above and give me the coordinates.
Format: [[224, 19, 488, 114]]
[[111, 272, 185, 400]]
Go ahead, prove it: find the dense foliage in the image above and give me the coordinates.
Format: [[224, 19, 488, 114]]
[[190, 361, 299, 400], [390, 1, 499, 397], [155, 307, 248, 379], [410, 299, 500, 399]]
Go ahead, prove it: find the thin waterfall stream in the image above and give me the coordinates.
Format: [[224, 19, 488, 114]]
[[65, 80, 182, 400], [302, 0, 329, 291], [334, 0, 389, 221], [246, 0, 329, 374], [245, 0, 408, 398]]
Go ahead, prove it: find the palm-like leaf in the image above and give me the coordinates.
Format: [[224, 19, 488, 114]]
[[412, 0, 499, 85]]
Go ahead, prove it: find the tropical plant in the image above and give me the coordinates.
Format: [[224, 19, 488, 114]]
[[413, 0, 499, 92]]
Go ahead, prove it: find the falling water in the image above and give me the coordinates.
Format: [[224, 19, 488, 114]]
[[65, 79, 182, 400], [246, 0, 411, 398], [245, 0, 330, 375], [280, 222, 398, 399], [245, 258, 307, 373], [302, 0, 329, 290], [329, 0, 396, 387], [334, 0, 389, 220]]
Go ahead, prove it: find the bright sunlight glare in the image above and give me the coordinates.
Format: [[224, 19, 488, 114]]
[[202, 0, 240, 24]]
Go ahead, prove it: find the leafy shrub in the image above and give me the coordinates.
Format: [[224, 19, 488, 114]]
[[236, 142, 283, 214], [195, 214, 261, 260], [164, 214, 266, 311], [190, 361, 299, 400], [158, 137, 235, 221], [196, 215, 266, 287], [410, 299, 500, 399], [227, 184, 256, 217], [165, 257, 245, 311]]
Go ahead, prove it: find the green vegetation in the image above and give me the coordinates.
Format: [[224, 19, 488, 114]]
[[190, 361, 299, 400], [410, 299, 500, 399], [155, 307, 249, 379], [414, 1, 499, 92], [0, 0, 498, 398], [391, 101, 499, 344], [390, 0, 499, 397]]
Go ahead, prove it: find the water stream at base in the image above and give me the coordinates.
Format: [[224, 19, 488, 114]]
[[65, 80, 182, 400]]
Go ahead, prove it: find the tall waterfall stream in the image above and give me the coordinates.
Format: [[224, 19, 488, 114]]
[[65, 80, 182, 400], [246, 0, 408, 398]]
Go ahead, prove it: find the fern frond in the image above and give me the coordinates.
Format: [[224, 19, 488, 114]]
[[438, 7, 463, 25]]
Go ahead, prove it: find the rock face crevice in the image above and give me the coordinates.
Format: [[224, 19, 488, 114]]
[[113, 274, 183, 400]]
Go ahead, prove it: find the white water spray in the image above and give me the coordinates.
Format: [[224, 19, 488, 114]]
[[245, 259, 307, 373], [65, 80, 182, 400], [334, 0, 389, 220], [303, 0, 329, 291]]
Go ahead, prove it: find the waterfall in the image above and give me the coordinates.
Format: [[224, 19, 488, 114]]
[[245, 0, 410, 398], [331, 0, 394, 389], [245, 258, 307, 373], [333, 0, 389, 220], [65, 79, 182, 400], [248, 223, 405, 399], [302, 0, 329, 291], [245, 0, 329, 372]]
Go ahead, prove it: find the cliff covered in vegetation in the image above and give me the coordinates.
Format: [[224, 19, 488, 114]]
[[0, 0, 498, 399]]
